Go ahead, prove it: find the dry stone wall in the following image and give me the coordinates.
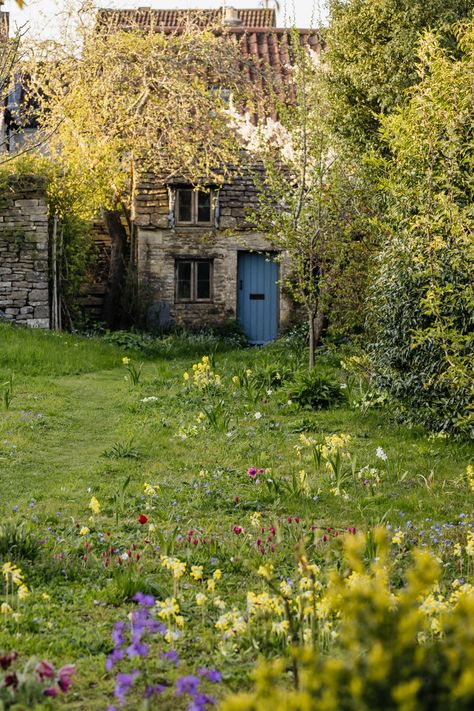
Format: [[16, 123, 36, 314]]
[[0, 175, 50, 328]]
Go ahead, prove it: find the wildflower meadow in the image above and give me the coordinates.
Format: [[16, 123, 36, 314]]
[[0, 323, 473, 709]]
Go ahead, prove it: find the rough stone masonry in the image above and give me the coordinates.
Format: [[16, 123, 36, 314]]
[[0, 174, 50, 328]]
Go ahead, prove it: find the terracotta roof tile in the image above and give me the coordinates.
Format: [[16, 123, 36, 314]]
[[97, 7, 276, 31], [96, 8, 321, 100]]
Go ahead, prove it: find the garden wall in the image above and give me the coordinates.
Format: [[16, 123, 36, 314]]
[[0, 175, 50, 328]]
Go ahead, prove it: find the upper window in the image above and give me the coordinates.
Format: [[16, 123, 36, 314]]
[[176, 188, 214, 226]]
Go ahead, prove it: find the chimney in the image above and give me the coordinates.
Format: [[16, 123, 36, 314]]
[[222, 7, 242, 27], [0, 0, 9, 42]]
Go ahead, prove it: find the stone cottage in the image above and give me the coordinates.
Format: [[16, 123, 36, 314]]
[[101, 6, 318, 344]]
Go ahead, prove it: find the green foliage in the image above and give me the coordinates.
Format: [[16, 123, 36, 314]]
[[0, 521, 39, 563], [240, 30, 375, 367], [326, 0, 474, 152], [369, 22, 474, 435], [288, 369, 344, 410]]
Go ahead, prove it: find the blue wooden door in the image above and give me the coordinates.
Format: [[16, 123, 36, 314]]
[[237, 252, 279, 344]]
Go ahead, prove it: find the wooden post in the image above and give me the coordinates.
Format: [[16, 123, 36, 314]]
[[51, 214, 58, 330]]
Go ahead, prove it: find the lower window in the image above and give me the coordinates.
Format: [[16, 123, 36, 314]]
[[175, 259, 213, 302]]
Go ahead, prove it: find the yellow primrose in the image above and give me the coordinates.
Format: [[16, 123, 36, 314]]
[[391, 531, 404, 546], [190, 565, 204, 581], [213, 569, 222, 581], [89, 496, 101, 515], [17, 584, 29, 600], [183, 371, 190, 381], [207, 579, 216, 593], [144, 482, 159, 496], [157, 597, 180, 619], [258, 564, 274, 580], [79, 527, 90, 536], [271, 620, 289, 635], [195, 593, 207, 606], [1, 602, 13, 615], [122, 357, 130, 365]]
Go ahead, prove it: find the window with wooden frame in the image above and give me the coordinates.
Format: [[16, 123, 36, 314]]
[[175, 188, 215, 226], [175, 259, 213, 302]]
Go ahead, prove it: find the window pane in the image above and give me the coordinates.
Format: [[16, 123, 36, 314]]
[[197, 191, 211, 223], [178, 189, 192, 222], [176, 261, 192, 300], [196, 261, 211, 299]]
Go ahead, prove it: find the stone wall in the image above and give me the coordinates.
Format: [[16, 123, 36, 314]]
[[134, 168, 294, 333], [0, 175, 50, 328]]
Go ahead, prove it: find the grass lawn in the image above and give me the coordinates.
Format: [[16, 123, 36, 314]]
[[0, 323, 472, 709]]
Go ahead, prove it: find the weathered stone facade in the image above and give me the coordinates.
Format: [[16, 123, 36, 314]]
[[134, 172, 292, 335], [0, 175, 50, 328]]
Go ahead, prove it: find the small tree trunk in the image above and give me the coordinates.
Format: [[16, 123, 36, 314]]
[[313, 311, 325, 348], [308, 310, 316, 369], [101, 208, 128, 329]]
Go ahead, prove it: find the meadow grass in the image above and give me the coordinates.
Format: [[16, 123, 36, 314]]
[[0, 324, 472, 708]]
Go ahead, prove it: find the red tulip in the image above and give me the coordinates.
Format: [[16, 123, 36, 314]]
[[138, 514, 148, 525]]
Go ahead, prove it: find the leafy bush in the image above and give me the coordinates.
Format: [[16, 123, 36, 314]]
[[368, 24, 474, 436], [101, 322, 247, 357], [288, 369, 344, 409], [222, 529, 474, 711], [369, 239, 472, 434]]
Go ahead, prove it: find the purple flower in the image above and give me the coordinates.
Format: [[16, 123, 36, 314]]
[[175, 675, 200, 697], [112, 622, 126, 648], [133, 592, 155, 607], [198, 668, 222, 683], [12, 505, 18, 513], [43, 687, 57, 697], [162, 649, 180, 665], [35, 660, 55, 681], [189, 693, 216, 710], [58, 665, 75, 693], [145, 684, 166, 698], [126, 641, 149, 659], [105, 648, 124, 671], [115, 671, 139, 705]]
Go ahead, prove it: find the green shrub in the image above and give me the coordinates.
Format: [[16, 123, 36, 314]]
[[288, 369, 344, 409], [369, 239, 472, 434], [368, 23, 474, 437]]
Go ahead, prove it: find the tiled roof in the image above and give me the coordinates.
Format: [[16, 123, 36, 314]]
[[96, 8, 320, 91], [97, 7, 277, 30]]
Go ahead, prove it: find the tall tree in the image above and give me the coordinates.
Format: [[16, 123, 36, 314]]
[[27, 9, 249, 327], [325, 0, 474, 152], [369, 21, 474, 434], [235, 35, 374, 368]]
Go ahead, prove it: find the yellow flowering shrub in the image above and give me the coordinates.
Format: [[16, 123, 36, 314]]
[[221, 528, 474, 711]]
